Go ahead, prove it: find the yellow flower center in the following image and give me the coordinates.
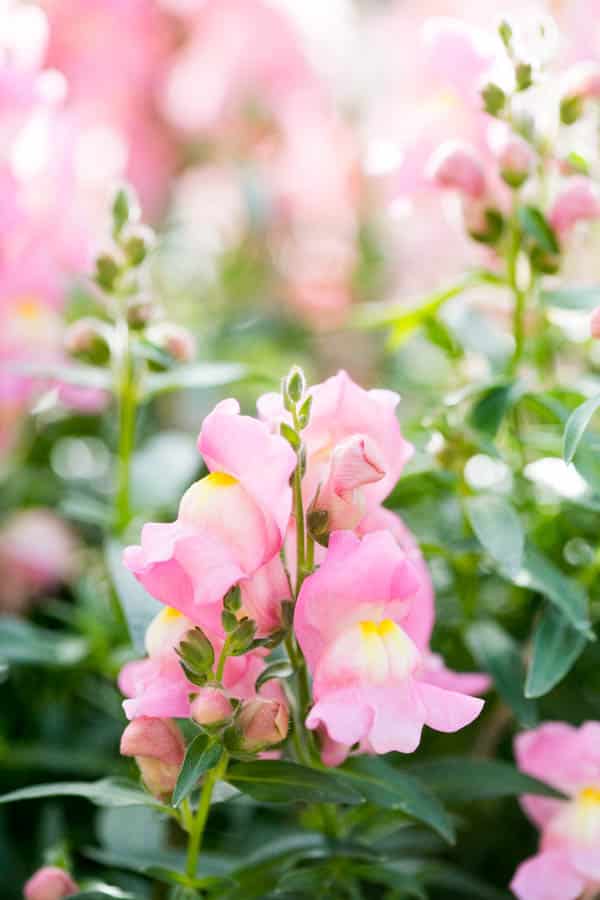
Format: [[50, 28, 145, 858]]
[[16, 297, 42, 320], [161, 606, 182, 621], [360, 618, 396, 638], [579, 786, 600, 806], [204, 472, 238, 488]]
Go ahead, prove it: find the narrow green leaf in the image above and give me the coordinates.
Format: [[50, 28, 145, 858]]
[[518, 206, 559, 254], [339, 757, 455, 844], [525, 606, 588, 698], [0, 777, 166, 810], [69, 887, 134, 900], [541, 285, 600, 310], [469, 380, 524, 437], [465, 621, 537, 727], [563, 393, 600, 463], [407, 757, 564, 804], [10, 360, 112, 391], [465, 494, 524, 575], [0, 617, 88, 668], [172, 736, 223, 808], [143, 362, 256, 399], [255, 660, 294, 692], [105, 539, 161, 653], [506, 544, 592, 637], [226, 760, 362, 806]]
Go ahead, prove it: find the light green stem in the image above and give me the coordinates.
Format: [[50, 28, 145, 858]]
[[115, 319, 137, 534], [185, 751, 228, 881], [507, 215, 527, 376]]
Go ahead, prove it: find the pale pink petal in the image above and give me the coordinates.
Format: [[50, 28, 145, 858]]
[[416, 681, 484, 733], [510, 850, 584, 900]]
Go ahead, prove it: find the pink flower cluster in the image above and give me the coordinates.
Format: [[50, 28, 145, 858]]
[[512, 722, 600, 900], [120, 371, 485, 778]]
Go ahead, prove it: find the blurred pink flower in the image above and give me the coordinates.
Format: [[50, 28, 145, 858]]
[[24, 865, 78, 900], [426, 139, 487, 198], [0, 509, 79, 614], [120, 716, 185, 800], [549, 177, 600, 237], [511, 722, 600, 900], [294, 530, 483, 763]]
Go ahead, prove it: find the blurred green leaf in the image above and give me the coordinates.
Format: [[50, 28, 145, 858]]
[[85, 847, 231, 889], [11, 361, 111, 391], [172, 736, 223, 808], [465, 494, 524, 575], [0, 777, 168, 811], [542, 285, 600, 310], [525, 606, 588, 698], [143, 362, 256, 399], [226, 761, 362, 806], [131, 431, 198, 513], [563, 393, 600, 463], [69, 887, 135, 900], [465, 621, 537, 727], [407, 757, 564, 804], [339, 757, 454, 844], [0, 618, 88, 668], [518, 206, 559, 254], [104, 538, 161, 653], [469, 380, 524, 437]]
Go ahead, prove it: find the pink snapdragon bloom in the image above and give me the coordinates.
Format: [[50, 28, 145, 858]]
[[259, 370, 413, 530], [124, 399, 296, 621], [511, 722, 600, 900], [549, 177, 600, 238], [119, 605, 265, 720], [358, 507, 490, 697], [590, 307, 600, 339], [120, 716, 185, 800], [24, 866, 78, 900], [239, 555, 291, 637], [561, 60, 600, 103], [426, 139, 487, 199], [294, 531, 484, 764], [0, 509, 79, 614]]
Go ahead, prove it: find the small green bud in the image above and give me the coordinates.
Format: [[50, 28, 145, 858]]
[[223, 585, 242, 613], [499, 20, 512, 49], [307, 508, 330, 547], [515, 62, 533, 91], [560, 94, 583, 125], [221, 609, 238, 633], [95, 254, 120, 292], [481, 82, 506, 116], [285, 366, 305, 404], [227, 618, 257, 656], [280, 422, 301, 450], [112, 185, 140, 238], [297, 394, 312, 430], [176, 627, 214, 676]]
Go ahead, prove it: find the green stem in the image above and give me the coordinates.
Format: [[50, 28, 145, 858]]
[[306, 534, 315, 572], [215, 644, 228, 683], [185, 751, 228, 881], [293, 458, 306, 596], [115, 319, 137, 534], [507, 215, 527, 376]]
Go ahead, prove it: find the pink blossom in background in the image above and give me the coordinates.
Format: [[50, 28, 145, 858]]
[[511, 722, 600, 900], [120, 716, 185, 799], [0, 508, 79, 614], [24, 865, 78, 900], [549, 176, 600, 237], [294, 530, 484, 764], [124, 399, 296, 621]]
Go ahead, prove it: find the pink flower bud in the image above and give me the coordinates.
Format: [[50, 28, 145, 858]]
[[145, 322, 196, 363], [496, 134, 535, 188], [549, 177, 600, 237], [462, 196, 504, 244], [237, 697, 289, 751], [120, 717, 185, 800], [190, 688, 233, 727], [24, 866, 78, 900], [590, 307, 600, 339], [562, 60, 600, 102], [63, 317, 110, 363], [426, 140, 486, 199], [310, 434, 386, 535]]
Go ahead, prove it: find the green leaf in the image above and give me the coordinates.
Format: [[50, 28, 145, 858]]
[[226, 760, 362, 806], [172, 736, 223, 808], [465, 494, 524, 575], [143, 362, 255, 399], [339, 757, 455, 844], [482, 82, 506, 116], [84, 848, 230, 889], [9, 360, 111, 391], [518, 206, 559, 254], [255, 660, 294, 692], [563, 393, 600, 463], [525, 606, 588, 698], [507, 544, 592, 637], [105, 539, 161, 653], [465, 621, 536, 727], [0, 617, 88, 668], [541, 285, 600, 310], [422, 861, 512, 900], [469, 380, 524, 437], [131, 431, 199, 512], [407, 757, 564, 804], [69, 887, 135, 900], [0, 777, 167, 810]]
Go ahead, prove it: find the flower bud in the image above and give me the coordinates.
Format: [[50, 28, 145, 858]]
[[122, 225, 156, 266], [562, 61, 600, 109], [496, 134, 535, 188], [24, 866, 78, 900], [126, 294, 158, 330], [309, 434, 386, 538], [549, 176, 600, 237], [120, 717, 185, 800], [590, 307, 600, 339], [63, 317, 110, 365], [145, 322, 196, 363], [426, 140, 486, 199], [462, 197, 504, 244], [237, 697, 289, 751], [190, 688, 233, 727]]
